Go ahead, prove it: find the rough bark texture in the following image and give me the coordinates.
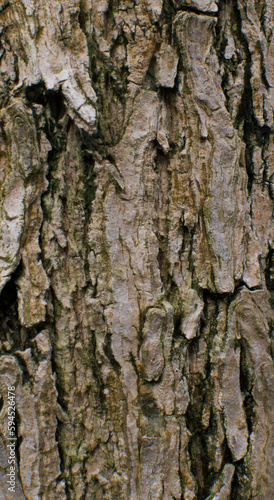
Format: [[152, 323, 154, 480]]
[[0, 0, 274, 499]]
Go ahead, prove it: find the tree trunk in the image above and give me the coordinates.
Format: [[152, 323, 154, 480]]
[[0, 0, 273, 498]]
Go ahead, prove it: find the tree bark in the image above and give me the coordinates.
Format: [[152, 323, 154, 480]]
[[0, 0, 273, 499]]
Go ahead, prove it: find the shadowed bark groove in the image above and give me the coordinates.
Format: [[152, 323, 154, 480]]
[[0, 0, 273, 499]]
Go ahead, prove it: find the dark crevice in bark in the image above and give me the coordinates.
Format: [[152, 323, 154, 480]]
[[0, 1, 10, 13], [13, 353, 31, 387], [221, 3, 254, 190], [47, 292, 70, 496], [83, 29, 129, 147], [270, 320, 274, 361], [215, 0, 272, 194], [144, 58, 158, 92], [21, 322, 49, 348], [54, 424, 70, 496], [173, 312, 182, 339], [35, 82, 109, 499], [265, 246, 274, 292], [88, 329, 107, 406], [175, 5, 218, 18], [139, 388, 162, 418], [129, 350, 139, 378], [14, 409, 21, 451], [157, 242, 170, 287], [254, 0, 269, 42], [161, 1, 177, 31], [25, 81, 47, 106], [239, 339, 256, 438], [186, 371, 214, 498], [230, 459, 251, 500], [14, 408, 23, 489], [103, 335, 121, 377], [201, 282, 241, 303], [55, 420, 71, 500], [185, 296, 239, 499], [169, 280, 184, 339], [47, 89, 67, 123], [50, 349, 69, 414], [80, 145, 97, 209], [137, 309, 147, 350], [0, 266, 22, 353], [222, 435, 234, 466], [243, 393, 256, 435], [26, 83, 67, 130]]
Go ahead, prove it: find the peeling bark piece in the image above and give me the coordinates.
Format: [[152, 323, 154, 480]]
[[175, 12, 249, 293], [0, 347, 66, 499], [179, 419, 197, 500], [16, 136, 51, 327], [0, 102, 35, 290], [0, 101, 49, 322], [146, 0, 163, 18], [0, 377, 25, 500], [0, 0, 97, 132], [139, 308, 166, 381], [207, 463, 235, 500], [175, 1, 218, 12], [155, 43, 179, 88], [237, 0, 274, 128], [139, 417, 182, 500], [181, 288, 204, 339], [221, 345, 249, 461], [223, 288, 274, 498]]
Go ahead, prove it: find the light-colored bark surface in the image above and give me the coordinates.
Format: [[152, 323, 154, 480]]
[[0, 0, 273, 498]]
